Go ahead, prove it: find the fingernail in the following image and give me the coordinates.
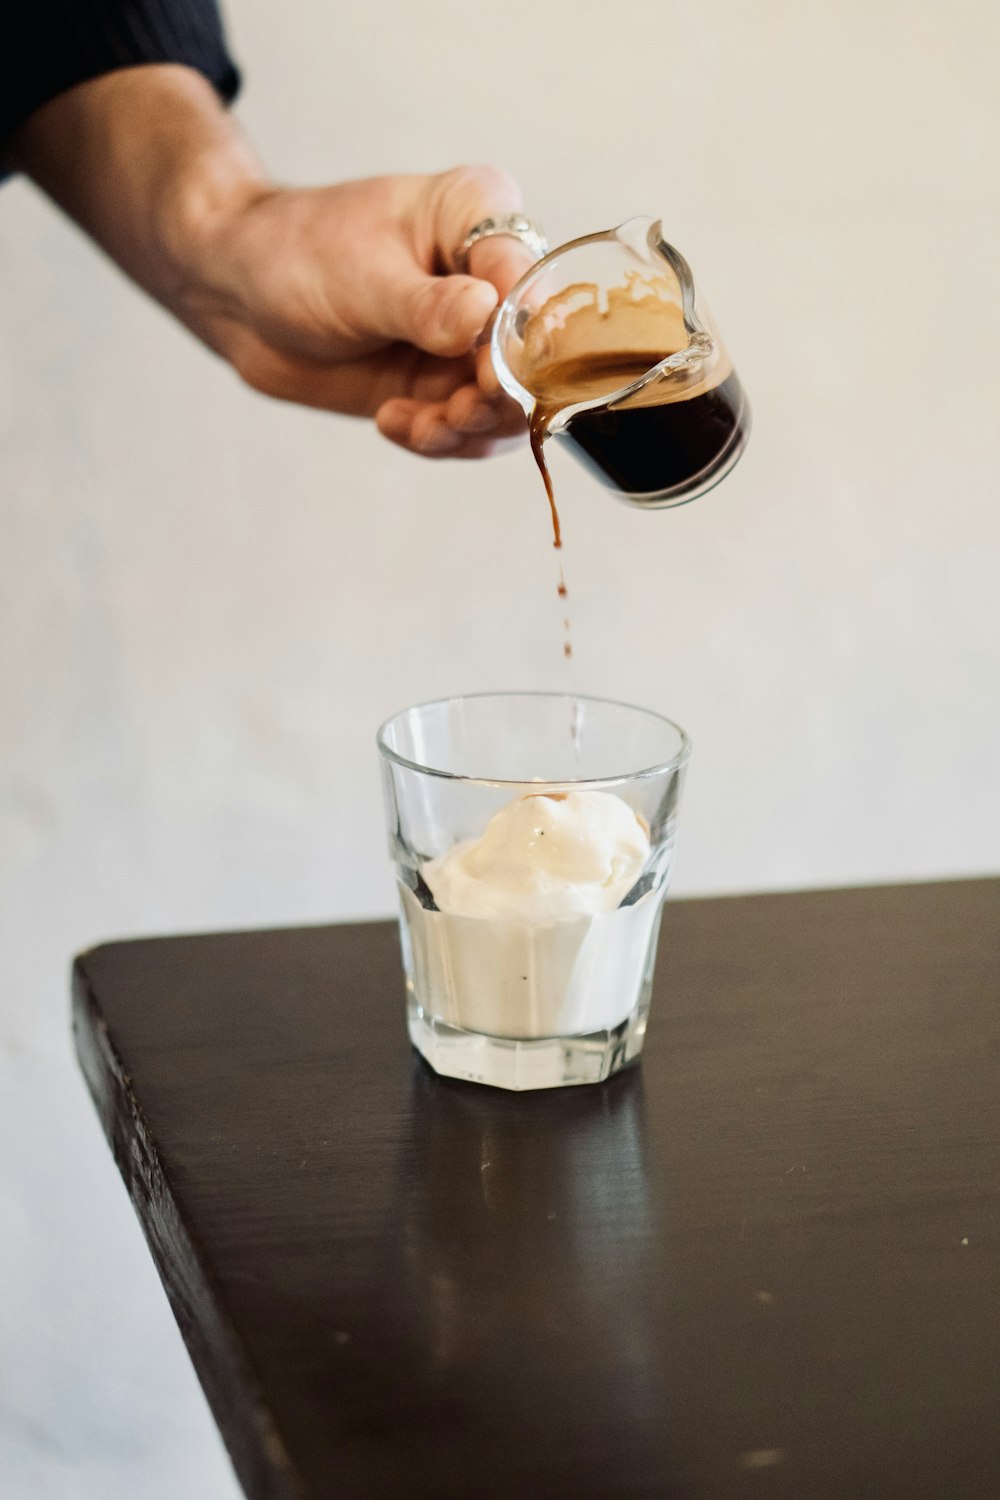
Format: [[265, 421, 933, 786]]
[[459, 403, 499, 434], [443, 278, 497, 344], [418, 423, 461, 455]]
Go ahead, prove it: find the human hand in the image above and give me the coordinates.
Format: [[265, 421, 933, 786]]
[[14, 68, 536, 458], [176, 165, 537, 458]]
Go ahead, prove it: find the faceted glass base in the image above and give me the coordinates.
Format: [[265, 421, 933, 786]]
[[407, 997, 649, 1092]]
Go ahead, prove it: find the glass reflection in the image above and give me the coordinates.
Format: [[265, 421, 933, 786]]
[[378, 1061, 671, 1488]]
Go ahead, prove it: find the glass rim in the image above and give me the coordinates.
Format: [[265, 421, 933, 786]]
[[491, 217, 714, 423], [375, 690, 691, 790]]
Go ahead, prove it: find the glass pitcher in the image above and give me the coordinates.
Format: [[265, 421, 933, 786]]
[[491, 216, 750, 507]]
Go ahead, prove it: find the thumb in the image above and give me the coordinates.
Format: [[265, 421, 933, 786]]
[[353, 166, 537, 359], [433, 163, 542, 300], [392, 265, 499, 358]]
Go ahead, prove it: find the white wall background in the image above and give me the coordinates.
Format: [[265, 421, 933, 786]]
[[1, 1, 998, 1493]]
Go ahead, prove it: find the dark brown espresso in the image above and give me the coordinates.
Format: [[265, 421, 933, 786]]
[[528, 349, 748, 663], [527, 434, 572, 655], [529, 351, 748, 512], [529, 407, 563, 550], [529, 388, 573, 656], [557, 565, 570, 658]]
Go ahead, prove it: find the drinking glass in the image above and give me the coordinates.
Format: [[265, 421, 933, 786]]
[[377, 692, 690, 1091]]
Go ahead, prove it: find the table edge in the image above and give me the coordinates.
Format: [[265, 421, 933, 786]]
[[72, 953, 306, 1500], [72, 874, 1000, 968]]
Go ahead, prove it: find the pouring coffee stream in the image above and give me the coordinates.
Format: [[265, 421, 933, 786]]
[[527, 401, 571, 654], [491, 217, 751, 661]]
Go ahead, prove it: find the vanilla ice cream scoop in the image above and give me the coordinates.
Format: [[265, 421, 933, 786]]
[[423, 789, 650, 920]]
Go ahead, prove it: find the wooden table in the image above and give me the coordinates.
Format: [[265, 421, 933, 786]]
[[73, 879, 1000, 1500]]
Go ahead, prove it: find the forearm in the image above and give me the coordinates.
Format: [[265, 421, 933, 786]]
[[11, 65, 268, 314], [9, 62, 529, 456]]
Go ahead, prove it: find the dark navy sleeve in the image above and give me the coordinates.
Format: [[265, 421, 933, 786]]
[[1, 0, 240, 167]]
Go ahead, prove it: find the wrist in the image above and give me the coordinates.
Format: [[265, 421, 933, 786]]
[[148, 106, 272, 316], [15, 66, 272, 317]]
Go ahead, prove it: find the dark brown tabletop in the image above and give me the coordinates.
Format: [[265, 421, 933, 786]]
[[73, 879, 1000, 1500]]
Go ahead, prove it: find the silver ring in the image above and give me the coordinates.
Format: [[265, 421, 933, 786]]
[[456, 214, 548, 271]]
